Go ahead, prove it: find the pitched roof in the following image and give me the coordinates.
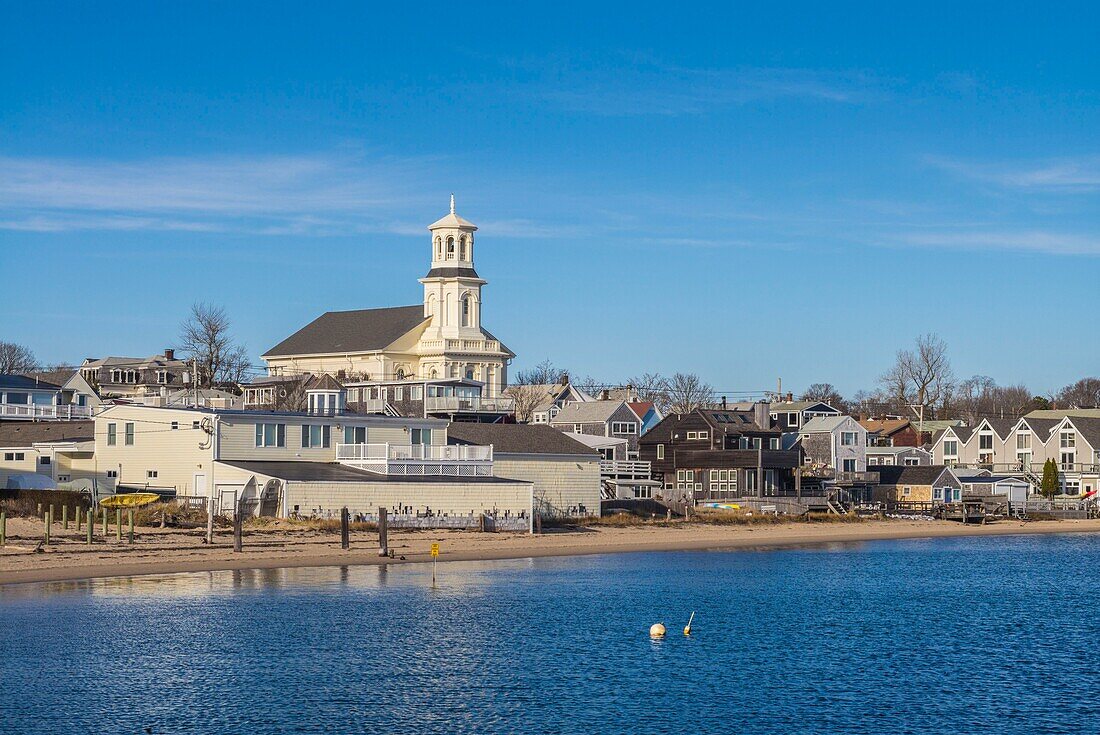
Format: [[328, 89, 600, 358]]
[[800, 415, 853, 434], [978, 417, 1018, 439], [875, 465, 952, 486], [859, 418, 911, 436], [447, 423, 597, 455], [932, 425, 974, 444], [1026, 408, 1100, 419], [1019, 417, 1059, 439], [263, 305, 428, 357], [0, 420, 95, 446], [699, 408, 773, 432], [628, 401, 655, 421], [549, 400, 628, 425], [305, 373, 344, 392], [428, 211, 478, 230], [26, 369, 78, 386], [0, 375, 61, 391], [1068, 417, 1100, 448], [771, 400, 837, 413]]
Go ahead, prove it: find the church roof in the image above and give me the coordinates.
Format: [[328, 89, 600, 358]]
[[263, 305, 428, 358], [423, 266, 481, 279], [427, 211, 477, 230]]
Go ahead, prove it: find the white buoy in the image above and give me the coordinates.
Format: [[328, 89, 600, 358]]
[[649, 622, 666, 638]]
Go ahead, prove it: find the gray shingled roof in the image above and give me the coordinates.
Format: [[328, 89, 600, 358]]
[[549, 401, 625, 425], [424, 267, 480, 279], [263, 305, 428, 357], [448, 423, 598, 455], [0, 420, 95, 446], [0, 375, 61, 391]]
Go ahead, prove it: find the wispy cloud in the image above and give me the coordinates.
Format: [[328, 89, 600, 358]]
[[891, 229, 1100, 256], [0, 153, 441, 234], [925, 155, 1100, 191], [477, 54, 884, 116]]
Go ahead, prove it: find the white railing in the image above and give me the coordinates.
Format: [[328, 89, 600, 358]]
[[600, 460, 652, 479], [336, 443, 493, 476], [0, 403, 93, 420], [425, 396, 515, 413], [419, 339, 502, 354]]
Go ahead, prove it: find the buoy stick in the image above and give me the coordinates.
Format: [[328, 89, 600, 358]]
[[684, 611, 695, 635]]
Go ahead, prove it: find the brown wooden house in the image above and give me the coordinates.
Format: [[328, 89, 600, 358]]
[[638, 407, 801, 502]]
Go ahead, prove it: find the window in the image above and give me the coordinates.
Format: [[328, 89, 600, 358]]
[[868, 457, 879, 466], [788, 412, 799, 426], [192, 421, 200, 429], [107, 423, 117, 446], [411, 386, 423, 400], [156, 370, 168, 384], [4, 452, 25, 461], [255, 423, 286, 448], [902, 486, 911, 496], [348, 388, 360, 402], [39, 456, 51, 465], [842, 459, 857, 473], [904, 458, 920, 466], [943, 440, 958, 457], [687, 431, 697, 440], [344, 426, 367, 444], [106, 470, 118, 478], [147, 470, 158, 479], [411, 428, 432, 445], [1061, 430, 1076, 449], [446, 236, 455, 258], [57, 475, 70, 482], [841, 432, 858, 446], [395, 387, 404, 401], [574, 424, 583, 433], [933, 488, 943, 501], [1016, 432, 1030, 449], [656, 444, 664, 460], [125, 423, 135, 445], [709, 469, 718, 482], [301, 424, 331, 449], [768, 437, 779, 450], [461, 295, 471, 327], [979, 433, 993, 450], [171, 421, 179, 430], [612, 422, 638, 435]]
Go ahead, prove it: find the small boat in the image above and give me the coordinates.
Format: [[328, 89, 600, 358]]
[[99, 493, 162, 508]]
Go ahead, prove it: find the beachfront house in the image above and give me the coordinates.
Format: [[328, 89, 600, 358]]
[[0, 420, 96, 489], [872, 465, 963, 504]]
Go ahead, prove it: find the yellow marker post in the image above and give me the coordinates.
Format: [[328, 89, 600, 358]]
[[430, 542, 439, 584]]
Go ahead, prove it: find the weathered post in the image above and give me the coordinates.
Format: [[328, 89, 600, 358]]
[[62, 505, 69, 530], [378, 506, 388, 557], [102, 506, 107, 535], [44, 513, 50, 546], [340, 507, 350, 550], [48, 504, 55, 527], [115, 508, 122, 542], [535, 513, 542, 535], [233, 511, 242, 553], [128, 509, 135, 544], [76, 507, 82, 533], [1, 510, 6, 547], [37, 502, 42, 516], [86, 513, 93, 545]]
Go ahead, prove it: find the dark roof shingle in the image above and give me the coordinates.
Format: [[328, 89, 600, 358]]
[[263, 305, 427, 357], [0, 420, 95, 446]]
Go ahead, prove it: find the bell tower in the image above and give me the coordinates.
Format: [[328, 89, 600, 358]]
[[421, 195, 485, 340]]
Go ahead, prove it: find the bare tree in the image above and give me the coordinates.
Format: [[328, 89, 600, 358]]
[[1056, 377, 1100, 409], [627, 372, 671, 411], [179, 303, 251, 388], [504, 384, 549, 423], [665, 372, 714, 414], [800, 383, 844, 409], [0, 341, 38, 374], [879, 333, 954, 416], [512, 359, 567, 386]]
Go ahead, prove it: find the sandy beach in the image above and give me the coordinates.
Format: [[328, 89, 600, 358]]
[[2, 516, 1100, 586]]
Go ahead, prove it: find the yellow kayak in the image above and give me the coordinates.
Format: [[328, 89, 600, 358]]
[[99, 493, 161, 508]]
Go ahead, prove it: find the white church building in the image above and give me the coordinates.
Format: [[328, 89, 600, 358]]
[[261, 197, 515, 397]]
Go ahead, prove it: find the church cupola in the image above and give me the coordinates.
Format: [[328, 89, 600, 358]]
[[421, 195, 487, 339], [427, 194, 478, 274]]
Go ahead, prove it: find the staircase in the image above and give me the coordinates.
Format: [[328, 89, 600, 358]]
[[825, 490, 849, 515]]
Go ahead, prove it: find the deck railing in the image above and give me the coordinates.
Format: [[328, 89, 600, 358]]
[[0, 403, 93, 420], [599, 460, 652, 479], [424, 396, 515, 413], [336, 443, 493, 476]]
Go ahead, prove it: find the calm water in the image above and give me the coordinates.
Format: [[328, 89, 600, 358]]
[[2, 534, 1099, 734]]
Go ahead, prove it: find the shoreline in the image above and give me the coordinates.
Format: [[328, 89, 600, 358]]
[[3, 518, 1100, 586]]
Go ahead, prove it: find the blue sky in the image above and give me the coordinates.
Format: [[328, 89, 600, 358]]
[[1, 2, 1097, 396]]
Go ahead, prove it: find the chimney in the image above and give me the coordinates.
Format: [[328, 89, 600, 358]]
[[599, 389, 609, 400], [787, 392, 793, 403], [560, 373, 569, 385], [721, 396, 728, 410], [164, 348, 175, 361], [753, 400, 769, 430]]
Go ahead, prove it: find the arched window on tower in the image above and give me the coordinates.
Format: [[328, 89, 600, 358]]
[[446, 236, 455, 259], [461, 294, 471, 327], [460, 236, 469, 261], [396, 367, 406, 380], [434, 237, 442, 260]]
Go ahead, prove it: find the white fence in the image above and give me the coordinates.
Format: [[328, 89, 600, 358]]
[[0, 403, 93, 420], [424, 396, 516, 413], [335, 443, 494, 476]]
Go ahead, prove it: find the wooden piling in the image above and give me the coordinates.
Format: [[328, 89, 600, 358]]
[[44, 513, 50, 546], [102, 506, 107, 535], [63, 505, 69, 530], [1, 511, 6, 547], [76, 506, 82, 532], [48, 504, 54, 527], [340, 507, 350, 550], [128, 509, 135, 544], [37, 502, 42, 516], [86, 513, 93, 545], [115, 508, 122, 542], [233, 512, 242, 552], [378, 506, 388, 557]]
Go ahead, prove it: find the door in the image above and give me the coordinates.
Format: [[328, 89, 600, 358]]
[[193, 473, 207, 500]]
